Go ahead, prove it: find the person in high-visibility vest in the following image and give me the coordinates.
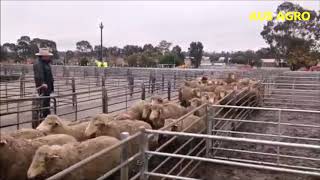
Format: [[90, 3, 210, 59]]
[[95, 60, 108, 68]]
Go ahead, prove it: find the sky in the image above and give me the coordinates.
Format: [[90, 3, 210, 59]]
[[1, 1, 319, 52]]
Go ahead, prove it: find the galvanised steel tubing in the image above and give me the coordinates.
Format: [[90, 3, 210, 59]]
[[177, 147, 206, 178], [264, 97, 320, 103], [213, 156, 320, 172], [212, 117, 320, 129], [210, 104, 320, 114], [150, 129, 203, 173], [211, 147, 320, 162], [96, 152, 141, 180], [161, 139, 206, 180], [184, 160, 202, 178], [212, 101, 258, 153], [211, 129, 320, 142], [213, 99, 257, 133], [145, 172, 200, 180], [145, 129, 320, 150], [145, 151, 320, 177], [212, 92, 257, 130], [47, 132, 142, 180]]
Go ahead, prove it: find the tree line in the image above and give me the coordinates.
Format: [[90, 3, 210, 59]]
[[1, 2, 319, 70], [1, 38, 204, 68]]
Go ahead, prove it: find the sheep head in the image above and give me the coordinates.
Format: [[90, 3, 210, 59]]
[[192, 88, 201, 98], [190, 98, 202, 107], [84, 114, 113, 138], [149, 104, 165, 129], [141, 104, 152, 120], [27, 145, 61, 179], [150, 96, 164, 105], [36, 115, 63, 134]]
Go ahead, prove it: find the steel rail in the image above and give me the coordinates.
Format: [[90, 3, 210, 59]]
[[145, 129, 320, 150], [145, 151, 320, 177]]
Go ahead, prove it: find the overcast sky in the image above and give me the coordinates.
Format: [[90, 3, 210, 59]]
[[1, 1, 319, 52]]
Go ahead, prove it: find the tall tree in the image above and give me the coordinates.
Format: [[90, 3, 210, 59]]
[[157, 40, 172, 54], [143, 44, 154, 52], [2, 43, 18, 60], [260, 2, 319, 70], [16, 36, 32, 62], [76, 40, 93, 53], [188, 42, 203, 68], [65, 50, 74, 64], [123, 45, 143, 57]]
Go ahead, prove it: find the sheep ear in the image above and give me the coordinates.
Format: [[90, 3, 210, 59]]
[[0, 140, 7, 146]]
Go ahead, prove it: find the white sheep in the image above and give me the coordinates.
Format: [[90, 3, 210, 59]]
[[36, 115, 89, 141], [0, 134, 77, 180], [27, 136, 120, 180]]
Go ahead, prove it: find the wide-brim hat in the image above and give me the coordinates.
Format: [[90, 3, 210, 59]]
[[35, 48, 53, 56]]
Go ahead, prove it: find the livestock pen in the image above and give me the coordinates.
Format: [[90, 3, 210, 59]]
[[4, 65, 318, 180], [37, 71, 319, 180]]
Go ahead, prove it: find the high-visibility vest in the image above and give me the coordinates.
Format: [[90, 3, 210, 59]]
[[95, 60, 102, 67]]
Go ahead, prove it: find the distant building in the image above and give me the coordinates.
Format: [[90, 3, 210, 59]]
[[200, 56, 212, 67], [184, 56, 192, 66], [261, 59, 277, 67], [212, 57, 227, 66]]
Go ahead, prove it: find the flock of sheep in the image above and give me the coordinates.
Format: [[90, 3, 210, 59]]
[[0, 73, 259, 180]]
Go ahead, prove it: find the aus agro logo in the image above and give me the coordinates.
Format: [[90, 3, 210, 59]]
[[250, 11, 311, 21]]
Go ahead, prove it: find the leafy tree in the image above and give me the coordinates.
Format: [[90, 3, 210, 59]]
[[76, 40, 93, 53], [126, 53, 139, 66], [79, 57, 89, 66], [2, 43, 18, 60], [76, 41, 92, 64], [123, 45, 143, 56], [16, 36, 32, 62], [143, 44, 154, 52], [106, 46, 121, 57], [0, 45, 7, 61], [157, 40, 172, 54], [255, 47, 274, 59], [65, 50, 74, 64], [261, 2, 319, 70], [159, 53, 183, 66], [188, 42, 203, 68]]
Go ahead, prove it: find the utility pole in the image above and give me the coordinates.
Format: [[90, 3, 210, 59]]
[[99, 22, 104, 61]]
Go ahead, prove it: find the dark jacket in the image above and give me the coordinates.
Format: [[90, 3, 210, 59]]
[[33, 59, 54, 94]]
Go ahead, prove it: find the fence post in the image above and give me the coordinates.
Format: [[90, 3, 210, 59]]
[[20, 74, 25, 98], [141, 82, 146, 100], [128, 75, 134, 97], [173, 72, 176, 89], [120, 132, 130, 180], [32, 96, 41, 129], [102, 86, 108, 113], [151, 75, 155, 94], [205, 104, 213, 158], [162, 74, 165, 91], [101, 76, 106, 87], [139, 128, 149, 180], [167, 80, 171, 101], [72, 77, 76, 107]]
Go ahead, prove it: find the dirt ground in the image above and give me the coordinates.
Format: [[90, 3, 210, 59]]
[[193, 75, 320, 180]]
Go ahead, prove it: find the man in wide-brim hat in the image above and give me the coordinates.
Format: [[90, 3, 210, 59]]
[[33, 48, 54, 127]]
